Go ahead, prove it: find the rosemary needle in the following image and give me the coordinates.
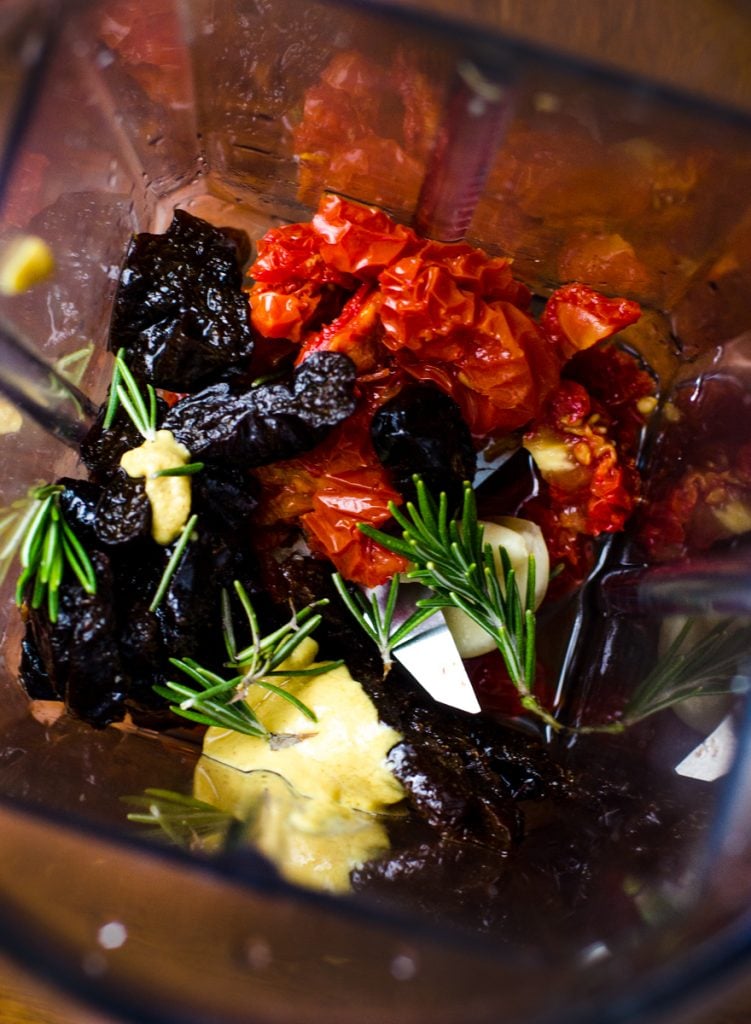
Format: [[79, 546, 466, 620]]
[[149, 513, 199, 613], [123, 789, 234, 846], [620, 618, 751, 728]]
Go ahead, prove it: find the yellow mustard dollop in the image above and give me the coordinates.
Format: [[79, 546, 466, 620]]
[[194, 637, 405, 892], [120, 429, 191, 545]]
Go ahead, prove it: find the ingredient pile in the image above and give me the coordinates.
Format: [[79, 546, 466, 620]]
[[11, 193, 734, 934]]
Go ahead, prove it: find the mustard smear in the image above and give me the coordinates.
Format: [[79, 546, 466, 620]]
[[196, 637, 404, 892], [120, 429, 191, 545], [194, 760, 393, 893]]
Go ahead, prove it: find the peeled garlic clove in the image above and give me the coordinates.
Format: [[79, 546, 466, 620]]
[[444, 518, 550, 660], [491, 516, 550, 610]]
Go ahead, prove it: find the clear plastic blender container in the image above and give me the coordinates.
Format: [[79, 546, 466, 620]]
[[1, 2, 751, 1022]]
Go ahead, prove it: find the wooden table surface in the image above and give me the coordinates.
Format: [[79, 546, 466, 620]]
[[378, 0, 751, 114], [3, 1, 751, 1021]]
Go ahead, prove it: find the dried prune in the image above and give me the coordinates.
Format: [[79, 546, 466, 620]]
[[80, 402, 164, 480], [19, 635, 57, 701], [155, 525, 253, 664], [24, 552, 127, 728], [118, 602, 174, 721], [192, 465, 260, 538], [165, 352, 356, 467], [57, 477, 102, 545], [371, 383, 476, 510], [95, 474, 152, 545], [109, 210, 253, 391], [267, 553, 383, 682], [352, 837, 510, 931], [360, 664, 560, 846]]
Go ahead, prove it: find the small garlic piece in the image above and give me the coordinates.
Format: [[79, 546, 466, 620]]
[[443, 516, 550, 660]]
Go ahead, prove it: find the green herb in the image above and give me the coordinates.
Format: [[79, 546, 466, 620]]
[[154, 580, 340, 737], [102, 348, 124, 430], [331, 571, 438, 677], [582, 618, 751, 733], [151, 462, 205, 479], [359, 476, 558, 731], [122, 788, 234, 847], [54, 343, 94, 386], [103, 349, 157, 440], [48, 343, 95, 416], [14, 484, 97, 622], [148, 514, 198, 613], [0, 489, 43, 586]]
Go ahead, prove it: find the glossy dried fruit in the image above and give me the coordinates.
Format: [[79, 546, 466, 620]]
[[23, 551, 127, 728], [370, 383, 476, 510], [165, 351, 357, 467], [109, 209, 253, 391], [95, 474, 152, 545]]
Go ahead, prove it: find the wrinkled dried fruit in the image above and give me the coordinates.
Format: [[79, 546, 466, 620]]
[[165, 351, 356, 467], [95, 474, 152, 545], [371, 383, 476, 510], [109, 210, 253, 391]]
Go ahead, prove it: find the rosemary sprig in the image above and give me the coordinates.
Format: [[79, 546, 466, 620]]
[[359, 477, 558, 731], [122, 788, 234, 847], [331, 571, 438, 676], [154, 580, 340, 737], [103, 349, 157, 440], [14, 484, 97, 622], [621, 618, 751, 728], [572, 618, 751, 734]]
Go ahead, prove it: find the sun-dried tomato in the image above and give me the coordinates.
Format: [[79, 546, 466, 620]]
[[540, 283, 641, 362], [313, 192, 418, 278], [524, 379, 639, 537], [296, 284, 384, 372], [563, 343, 655, 454], [248, 195, 413, 344], [379, 248, 557, 435], [249, 220, 356, 341], [557, 233, 654, 298], [520, 347, 652, 580], [639, 455, 751, 561], [98, 0, 190, 106], [250, 195, 642, 442]]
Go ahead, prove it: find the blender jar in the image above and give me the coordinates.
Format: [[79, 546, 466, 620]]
[[0, 2, 750, 1022]]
